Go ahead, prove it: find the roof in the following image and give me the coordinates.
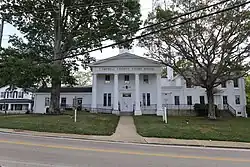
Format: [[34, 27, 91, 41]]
[[90, 52, 161, 66], [0, 99, 33, 103], [37, 87, 92, 93]]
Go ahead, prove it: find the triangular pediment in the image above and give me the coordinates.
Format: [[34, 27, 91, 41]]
[[90, 53, 161, 67]]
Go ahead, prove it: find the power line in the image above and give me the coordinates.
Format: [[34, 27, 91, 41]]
[[1, 0, 230, 39], [49, 0, 248, 62]]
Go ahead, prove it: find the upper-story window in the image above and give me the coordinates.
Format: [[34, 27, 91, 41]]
[[18, 92, 24, 98], [124, 75, 130, 84], [186, 78, 192, 88], [233, 78, 239, 88], [0, 92, 4, 98], [105, 75, 111, 83], [221, 81, 226, 88], [143, 75, 149, 84]]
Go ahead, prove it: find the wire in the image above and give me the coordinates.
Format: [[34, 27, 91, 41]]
[[2, 0, 231, 40], [49, 0, 249, 63]]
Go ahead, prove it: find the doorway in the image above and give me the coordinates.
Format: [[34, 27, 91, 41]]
[[120, 93, 133, 112]]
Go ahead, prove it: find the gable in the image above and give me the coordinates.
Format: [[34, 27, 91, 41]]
[[90, 53, 161, 67]]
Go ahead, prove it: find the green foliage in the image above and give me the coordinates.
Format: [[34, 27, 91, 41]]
[[0, 0, 141, 112], [134, 116, 250, 142], [245, 76, 250, 104], [140, 0, 250, 118]]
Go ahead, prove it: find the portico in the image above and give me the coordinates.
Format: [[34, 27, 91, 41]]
[[90, 53, 163, 115]]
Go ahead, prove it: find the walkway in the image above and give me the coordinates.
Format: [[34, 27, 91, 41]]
[[111, 116, 145, 143]]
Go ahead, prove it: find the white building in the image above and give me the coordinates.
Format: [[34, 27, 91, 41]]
[[0, 85, 33, 113], [33, 52, 247, 117]]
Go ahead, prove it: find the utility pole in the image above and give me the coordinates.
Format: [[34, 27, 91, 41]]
[[0, 19, 4, 48]]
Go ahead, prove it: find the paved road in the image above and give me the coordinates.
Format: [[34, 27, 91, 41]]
[[0, 133, 250, 167]]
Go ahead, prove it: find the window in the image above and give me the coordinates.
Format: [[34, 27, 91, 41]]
[[187, 96, 192, 105], [174, 96, 180, 105], [235, 95, 240, 104], [143, 75, 149, 84], [233, 78, 239, 88], [103, 93, 112, 107], [61, 97, 67, 107], [142, 93, 146, 106], [200, 96, 205, 104], [0, 92, 4, 98], [124, 75, 130, 83], [108, 93, 111, 106], [223, 96, 228, 104], [221, 81, 226, 88], [18, 92, 24, 98], [186, 78, 192, 88], [146, 93, 151, 106], [103, 94, 107, 106], [45, 97, 50, 106], [142, 93, 151, 106], [105, 75, 111, 83]]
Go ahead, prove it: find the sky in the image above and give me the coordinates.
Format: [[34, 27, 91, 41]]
[[1, 0, 156, 60]]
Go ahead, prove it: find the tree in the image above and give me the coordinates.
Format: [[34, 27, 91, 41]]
[[1, 0, 141, 113], [140, 0, 250, 119], [73, 70, 92, 86]]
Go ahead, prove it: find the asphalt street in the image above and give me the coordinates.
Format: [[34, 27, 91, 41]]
[[0, 132, 250, 167]]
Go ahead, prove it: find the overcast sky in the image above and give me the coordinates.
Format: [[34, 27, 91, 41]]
[[1, 0, 157, 60]]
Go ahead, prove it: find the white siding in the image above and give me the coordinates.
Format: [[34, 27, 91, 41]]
[[33, 93, 92, 113]]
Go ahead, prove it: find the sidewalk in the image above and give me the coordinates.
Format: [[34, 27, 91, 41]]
[[1, 116, 250, 149]]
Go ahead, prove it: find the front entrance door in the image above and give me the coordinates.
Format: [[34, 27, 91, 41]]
[[121, 93, 133, 112]]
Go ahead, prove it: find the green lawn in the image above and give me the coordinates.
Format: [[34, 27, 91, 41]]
[[0, 111, 119, 135], [134, 116, 250, 142]]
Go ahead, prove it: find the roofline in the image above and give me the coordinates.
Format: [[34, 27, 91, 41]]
[[89, 52, 161, 67]]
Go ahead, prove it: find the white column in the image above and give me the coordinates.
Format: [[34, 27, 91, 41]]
[[135, 73, 142, 115], [91, 73, 97, 112], [156, 73, 163, 116], [113, 73, 119, 114]]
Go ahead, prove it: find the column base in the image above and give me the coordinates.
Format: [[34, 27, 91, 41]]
[[157, 109, 163, 116], [134, 110, 142, 116], [112, 109, 119, 115]]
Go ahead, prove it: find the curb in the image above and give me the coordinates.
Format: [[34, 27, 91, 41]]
[[1, 129, 250, 150], [143, 141, 250, 150]]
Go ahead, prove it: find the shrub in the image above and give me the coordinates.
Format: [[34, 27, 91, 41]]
[[194, 103, 219, 117], [246, 105, 250, 116]]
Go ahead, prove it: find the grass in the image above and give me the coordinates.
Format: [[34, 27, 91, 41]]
[[134, 116, 250, 142], [0, 111, 119, 135]]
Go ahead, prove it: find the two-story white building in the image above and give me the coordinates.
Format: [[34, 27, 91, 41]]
[[0, 85, 34, 113], [33, 52, 247, 117]]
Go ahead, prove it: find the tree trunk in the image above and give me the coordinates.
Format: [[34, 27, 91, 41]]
[[206, 88, 216, 120], [49, 6, 62, 114], [49, 64, 61, 114]]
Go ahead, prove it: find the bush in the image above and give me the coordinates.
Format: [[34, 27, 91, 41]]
[[194, 103, 219, 117], [246, 105, 250, 116]]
